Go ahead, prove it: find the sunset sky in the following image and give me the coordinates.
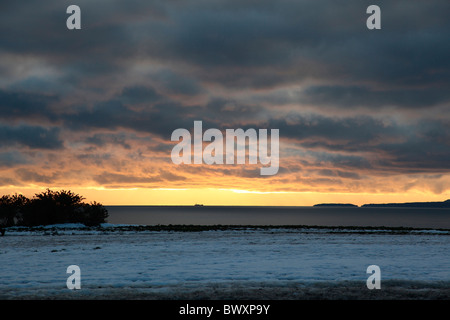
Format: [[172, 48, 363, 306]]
[[1, 0, 449, 206]]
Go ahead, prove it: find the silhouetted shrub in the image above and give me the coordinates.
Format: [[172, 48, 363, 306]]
[[81, 201, 109, 227], [0, 189, 108, 227], [0, 193, 28, 227]]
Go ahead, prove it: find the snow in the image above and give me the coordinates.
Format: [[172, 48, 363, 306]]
[[0, 225, 449, 299]]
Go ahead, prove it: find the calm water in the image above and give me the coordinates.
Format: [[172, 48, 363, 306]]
[[105, 206, 450, 229]]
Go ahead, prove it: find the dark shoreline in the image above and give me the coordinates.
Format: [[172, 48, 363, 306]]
[[5, 223, 450, 235]]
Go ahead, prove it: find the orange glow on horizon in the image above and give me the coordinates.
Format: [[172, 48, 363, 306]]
[[0, 186, 448, 207]]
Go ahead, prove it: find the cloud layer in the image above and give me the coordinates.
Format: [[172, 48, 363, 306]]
[[1, 0, 449, 196]]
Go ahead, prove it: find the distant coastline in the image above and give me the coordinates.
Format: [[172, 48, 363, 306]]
[[361, 199, 450, 208], [314, 200, 450, 208], [313, 203, 358, 207]]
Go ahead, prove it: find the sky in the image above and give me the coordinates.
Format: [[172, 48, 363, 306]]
[[0, 0, 449, 206]]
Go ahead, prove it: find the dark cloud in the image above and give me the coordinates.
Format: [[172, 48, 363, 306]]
[[0, 90, 59, 123], [0, 0, 449, 190], [140, 0, 450, 90], [299, 85, 450, 109], [203, 98, 264, 123], [119, 86, 163, 105], [311, 151, 373, 171], [374, 120, 450, 171], [84, 133, 132, 149], [1, 1, 448, 90], [152, 70, 204, 96], [269, 114, 398, 148], [2, 0, 449, 98], [270, 115, 450, 171], [76, 153, 112, 166], [0, 125, 63, 149], [61, 99, 198, 137], [0, 151, 31, 168]]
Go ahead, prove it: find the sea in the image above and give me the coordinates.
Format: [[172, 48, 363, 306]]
[[105, 205, 450, 229]]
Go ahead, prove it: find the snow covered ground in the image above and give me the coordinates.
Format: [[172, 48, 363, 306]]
[[1, 224, 449, 299]]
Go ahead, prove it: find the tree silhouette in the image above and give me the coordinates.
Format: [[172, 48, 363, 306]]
[[0, 193, 28, 227], [0, 189, 108, 227]]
